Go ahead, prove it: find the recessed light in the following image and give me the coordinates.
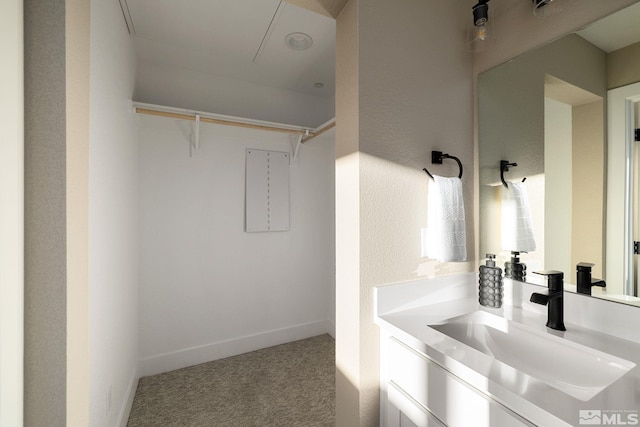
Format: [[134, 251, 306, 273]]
[[285, 32, 313, 50], [313, 82, 324, 88]]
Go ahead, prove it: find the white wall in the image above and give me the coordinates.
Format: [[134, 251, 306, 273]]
[[137, 115, 335, 375], [89, 0, 139, 425], [0, 0, 23, 424], [135, 60, 335, 129], [572, 100, 605, 278], [545, 98, 573, 274]]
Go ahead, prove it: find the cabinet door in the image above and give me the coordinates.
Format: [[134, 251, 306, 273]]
[[386, 338, 534, 427], [400, 413, 419, 427], [386, 381, 445, 427]]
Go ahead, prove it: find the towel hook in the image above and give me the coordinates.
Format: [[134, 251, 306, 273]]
[[423, 151, 463, 180], [500, 160, 518, 188]]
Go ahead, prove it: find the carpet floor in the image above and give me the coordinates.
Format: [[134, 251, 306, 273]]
[[127, 334, 335, 427]]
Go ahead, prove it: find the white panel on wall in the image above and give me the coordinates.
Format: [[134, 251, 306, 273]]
[[245, 149, 290, 232]]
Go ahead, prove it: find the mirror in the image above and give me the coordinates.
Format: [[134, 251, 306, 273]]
[[479, 2, 640, 304]]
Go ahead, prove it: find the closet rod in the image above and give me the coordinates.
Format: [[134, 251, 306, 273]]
[[302, 121, 335, 143], [134, 105, 335, 143]]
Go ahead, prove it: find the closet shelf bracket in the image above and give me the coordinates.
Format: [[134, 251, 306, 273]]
[[291, 130, 307, 165]]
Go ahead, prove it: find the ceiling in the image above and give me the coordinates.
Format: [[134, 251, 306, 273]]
[[119, 0, 337, 98], [544, 75, 602, 106], [576, 2, 640, 53], [119, 0, 638, 120]]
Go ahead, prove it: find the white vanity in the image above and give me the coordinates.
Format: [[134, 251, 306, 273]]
[[375, 273, 640, 427]]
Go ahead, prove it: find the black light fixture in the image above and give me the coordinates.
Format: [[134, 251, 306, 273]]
[[473, 0, 490, 29], [532, 0, 562, 16], [468, 0, 491, 52]]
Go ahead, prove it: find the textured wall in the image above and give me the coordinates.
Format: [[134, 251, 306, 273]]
[[335, 0, 473, 425], [358, 1, 473, 422], [608, 42, 640, 89], [24, 0, 68, 424], [27, 0, 140, 423]]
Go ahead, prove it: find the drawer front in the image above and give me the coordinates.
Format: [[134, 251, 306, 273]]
[[387, 337, 534, 427]]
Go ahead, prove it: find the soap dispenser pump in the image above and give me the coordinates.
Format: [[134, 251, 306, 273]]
[[505, 251, 526, 281], [479, 253, 503, 308]]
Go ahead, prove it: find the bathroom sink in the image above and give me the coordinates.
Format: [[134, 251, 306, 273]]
[[428, 311, 635, 401]]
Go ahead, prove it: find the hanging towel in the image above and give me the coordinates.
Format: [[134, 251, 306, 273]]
[[424, 175, 467, 262], [501, 181, 536, 252]]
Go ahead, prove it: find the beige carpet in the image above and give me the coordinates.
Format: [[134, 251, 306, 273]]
[[127, 334, 335, 427]]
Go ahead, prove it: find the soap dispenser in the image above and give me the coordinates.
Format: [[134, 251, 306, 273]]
[[505, 251, 526, 281], [479, 253, 503, 308]]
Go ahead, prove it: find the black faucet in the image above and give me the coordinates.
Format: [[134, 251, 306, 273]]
[[576, 262, 606, 295], [530, 270, 566, 331]]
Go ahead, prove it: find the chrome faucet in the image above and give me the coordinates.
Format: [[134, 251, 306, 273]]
[[530, 270, 566, 331], [576, 262, 606, 295]]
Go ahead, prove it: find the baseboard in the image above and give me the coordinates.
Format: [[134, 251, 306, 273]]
[[326, 317, 336, 339], [117, 366, 139, 427], [139, 320, 333, 377]]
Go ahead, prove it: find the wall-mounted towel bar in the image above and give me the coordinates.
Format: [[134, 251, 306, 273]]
[[500, 160, 526, 188], [423, 151, 463, 180]]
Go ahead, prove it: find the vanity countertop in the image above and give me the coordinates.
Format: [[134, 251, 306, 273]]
[[375, 273, 640, 427]]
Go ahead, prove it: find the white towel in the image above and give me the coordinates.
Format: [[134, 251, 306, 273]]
[[423, 176, 467, 262], [501, 181, 536, 252]]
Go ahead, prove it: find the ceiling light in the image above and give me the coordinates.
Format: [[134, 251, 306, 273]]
[[467, 0, 492, 53], [285, 33, 313, 51], [473, 1, 489, 27]]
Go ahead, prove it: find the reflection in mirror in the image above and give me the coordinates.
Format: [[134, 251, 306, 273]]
[[479, 2, 640, 304], [544, 75, 604, 280], [632, 98, 640, 294], [610, 81, 640, 298]]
